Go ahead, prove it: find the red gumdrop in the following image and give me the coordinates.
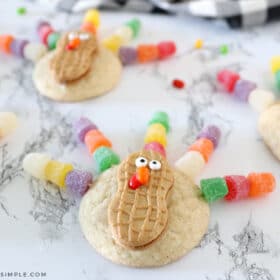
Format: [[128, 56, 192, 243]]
[[224, 175, 250, 201], [157, 41, 176, 59], [172, 79, 185, 89], [129, 174, 142, 190], [217, 69, 240, 93]]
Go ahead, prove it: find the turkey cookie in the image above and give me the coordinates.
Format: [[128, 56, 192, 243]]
[[108, 150, 174, 249], [258, 103, 280, 160], [79, 150, 209, 267], [33, 30, 122, 102]]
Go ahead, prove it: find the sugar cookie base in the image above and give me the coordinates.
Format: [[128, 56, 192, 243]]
[[79, 166, 210, 267], [33, 47, 122, 102]]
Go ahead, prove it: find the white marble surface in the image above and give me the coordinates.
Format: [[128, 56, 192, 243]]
[[1, 1, 280, 279]]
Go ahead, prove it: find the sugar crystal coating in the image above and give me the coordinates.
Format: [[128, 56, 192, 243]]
[[84, 9, 100, 28], [197, 125, 221, 148], [93, 146, 120, 173], [157, 41, 176, 59], [233, 79, 257, 102], [188, 138, 214, 162], [74, 117, 97, 142], [65, 169, 92, 197], [148, 111, 170, 133], [217, 69, 240, 93], [126, 19, 141, 37], [119, 47, 137, 65], [144, 123, 167, 147], [224, 175, 249, 201], [11, 39, 29, 57], [247, 173, 275, 197], [144, 142, 166, 157], [45, 160, 73, 188], [201, 177, 228, 202]]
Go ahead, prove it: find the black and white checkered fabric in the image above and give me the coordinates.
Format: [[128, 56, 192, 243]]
[[57, 0, 280, 28]]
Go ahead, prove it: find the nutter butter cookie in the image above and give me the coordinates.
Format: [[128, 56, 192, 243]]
[[108, 150, 174, 249], [50, 31, 98, 83], [33, 28, 122, 102]]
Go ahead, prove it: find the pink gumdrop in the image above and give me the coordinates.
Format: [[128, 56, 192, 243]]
[[157, 41, 176, 59], [144, 142, 166, 157], [224, 175, 250, 201], [217, 69, 240, 93]]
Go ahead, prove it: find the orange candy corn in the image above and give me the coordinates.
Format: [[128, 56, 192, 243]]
[[247, 173, 275, 197], [136, 166, 149, 185], [0, 35, 14, 53], [137, 44, 158, 63], [188, 138, 214, 162], [84, 129, 112, 154], [80, 22, 96, 34]]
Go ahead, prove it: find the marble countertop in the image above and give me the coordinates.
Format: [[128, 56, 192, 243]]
[[1, 1, 280, 279]]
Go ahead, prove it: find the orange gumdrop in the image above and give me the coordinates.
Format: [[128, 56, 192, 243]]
[[247, 173, 275, 197], [188, 138, 214, 162], [0, 35, 14, 53], [84, 129, 112, 154], [81, 22, 96, 34], [137, 44, 158, 63], [136, 167, 150, 185]]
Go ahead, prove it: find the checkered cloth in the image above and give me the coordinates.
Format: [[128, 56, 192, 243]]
[[57, 0, 280, 28]]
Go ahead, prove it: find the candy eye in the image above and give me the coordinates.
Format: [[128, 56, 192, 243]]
[[68, 32, 78, 40], [135, 157, 148, 167], [79, 33, 90, 40], [149, 160, 161, 170]]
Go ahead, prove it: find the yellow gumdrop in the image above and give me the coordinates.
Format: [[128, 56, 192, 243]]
[[102, 35, 123, 52], [45, 160, 73, 188], [84, 9, 100, 28], [144, 123, 167, 147], [194, 39, 203, 49], [271, 56, 280, 73]]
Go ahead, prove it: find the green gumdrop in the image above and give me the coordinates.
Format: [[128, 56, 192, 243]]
[[126, 19, 141, 37], [93, 147, 120, 173], [275, 70, 280, 91], [47, 32, 60, 50], [148, 111, 170, 133], [201, 177, 228, 203]]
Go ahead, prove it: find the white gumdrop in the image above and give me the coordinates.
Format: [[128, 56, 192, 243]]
[[23, 42, 47, 63], [23, 153, 51, 180], [115, 26, 133, 44], [248, 89, 276, 113], [175, 151, 206, 180], [0, 112, 18, 137]]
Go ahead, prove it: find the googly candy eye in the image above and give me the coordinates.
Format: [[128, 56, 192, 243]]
[[135, 157, 148, 167], [149, 160, 161, 170], [79, 33, 90, 40], [68, 32, 78, 41]]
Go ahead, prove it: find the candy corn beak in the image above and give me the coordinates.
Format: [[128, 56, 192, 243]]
[[128, 167, 150, 190], [66, 37, 81, 50], [136, 166, 150, 185]]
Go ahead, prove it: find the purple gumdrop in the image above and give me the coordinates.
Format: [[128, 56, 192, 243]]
[[233, 79, 257, 102], [11, 39, 29, 57], [65, 170, 93, 197], [73, 117, 98, 143], [197, 125, 221, 148], [119, 47, 137, 65]]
